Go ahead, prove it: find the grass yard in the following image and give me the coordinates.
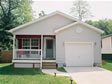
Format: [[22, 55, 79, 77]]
[[57, 67, 66, 72], [0, 63, 75, 84], [102, 60, 112, 71]]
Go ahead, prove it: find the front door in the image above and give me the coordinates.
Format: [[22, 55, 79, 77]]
[[46, 39, 54, 59]]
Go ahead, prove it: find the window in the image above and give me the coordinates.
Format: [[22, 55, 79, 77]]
[[22, 39, 40, 49], [31, 39, 40, 49], [22, 39, 30, 49]]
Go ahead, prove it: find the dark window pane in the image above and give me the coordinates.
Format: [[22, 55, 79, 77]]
[[23, 39, 30, 46], [31, 39, 39, 46], [46, 40, 53, 49]]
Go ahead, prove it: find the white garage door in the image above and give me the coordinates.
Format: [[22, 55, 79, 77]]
[[65, 42, 94, 67]]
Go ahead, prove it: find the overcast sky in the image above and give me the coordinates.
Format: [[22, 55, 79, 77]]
[[32, 0, 112, 21]]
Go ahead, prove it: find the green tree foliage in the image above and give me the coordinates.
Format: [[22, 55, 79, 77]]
[[86, 19, 112, 35], [0, 0, 33, 50]]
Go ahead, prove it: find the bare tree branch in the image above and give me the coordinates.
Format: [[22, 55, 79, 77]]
[[70, 0, 92, 21]]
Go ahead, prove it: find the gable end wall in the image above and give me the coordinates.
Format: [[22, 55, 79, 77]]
[[56, 24, 101, 67]]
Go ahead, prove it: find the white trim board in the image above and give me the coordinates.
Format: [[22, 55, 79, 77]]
[[55, 21, 104, 34]]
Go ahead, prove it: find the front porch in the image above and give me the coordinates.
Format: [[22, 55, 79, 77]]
[[13, 35, 56, 68]]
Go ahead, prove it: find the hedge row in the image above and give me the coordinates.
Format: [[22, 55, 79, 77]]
[[102, 54, 112, 60]]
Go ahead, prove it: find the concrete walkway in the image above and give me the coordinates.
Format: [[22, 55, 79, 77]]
[[42, 69, 69, 76], [65, 67, 112, 84]]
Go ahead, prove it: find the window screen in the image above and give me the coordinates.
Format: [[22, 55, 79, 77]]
[[46, 40, 53, 49]]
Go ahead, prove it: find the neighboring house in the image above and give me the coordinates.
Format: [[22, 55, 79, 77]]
[[9, 11, 104, 69], [102, 34, 112, 54]]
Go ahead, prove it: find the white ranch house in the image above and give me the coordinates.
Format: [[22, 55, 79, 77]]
[[9, 11, 104, 69]]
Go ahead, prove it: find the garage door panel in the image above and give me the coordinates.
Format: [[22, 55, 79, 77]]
[[65, 43, 94, 67]]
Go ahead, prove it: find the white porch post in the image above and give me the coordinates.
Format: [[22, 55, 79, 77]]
[[40, 35, 43, 69], [13, 34, 15, 60]]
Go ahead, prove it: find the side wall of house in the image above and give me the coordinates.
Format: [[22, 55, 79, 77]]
[[102, 36, 112, 54], [56, 24, 101, 67]]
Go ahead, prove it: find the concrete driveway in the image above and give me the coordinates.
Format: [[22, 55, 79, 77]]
[[65, 67, 112, 84]]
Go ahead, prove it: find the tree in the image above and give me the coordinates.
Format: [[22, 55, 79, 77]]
[[70, 0, 92, 21], [86, 19, 112, 35], [0, 0, 33, 50]]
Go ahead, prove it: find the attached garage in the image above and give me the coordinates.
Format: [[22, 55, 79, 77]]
[[65, 42, 94, 67]]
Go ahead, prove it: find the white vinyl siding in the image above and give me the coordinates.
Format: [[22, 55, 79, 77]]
[[13, 15, 74, 35]]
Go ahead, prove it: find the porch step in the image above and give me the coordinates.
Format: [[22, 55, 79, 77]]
[[42, 62, 56, 69]]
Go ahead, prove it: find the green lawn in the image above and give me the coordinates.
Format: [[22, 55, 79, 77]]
[[102, 60, 112, 71], [0, 63, 75, 84], [57, 67, 66, 72]]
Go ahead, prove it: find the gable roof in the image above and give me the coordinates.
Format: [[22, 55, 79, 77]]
[[9, 11, 78, 33], [9, 11, 104, 34], [55, 21, 104, 34]]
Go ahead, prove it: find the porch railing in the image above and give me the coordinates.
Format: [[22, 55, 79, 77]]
[[14, 49, 42, 59]]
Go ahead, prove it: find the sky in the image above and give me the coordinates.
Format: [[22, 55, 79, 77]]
[[32, 0, 112, 21]]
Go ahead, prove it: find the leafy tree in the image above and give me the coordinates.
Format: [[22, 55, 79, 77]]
[[70, 0, 92, 21], [0, 0, 33, 50], [86, 19, 112, 35], [107, 20, 112, 34]]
